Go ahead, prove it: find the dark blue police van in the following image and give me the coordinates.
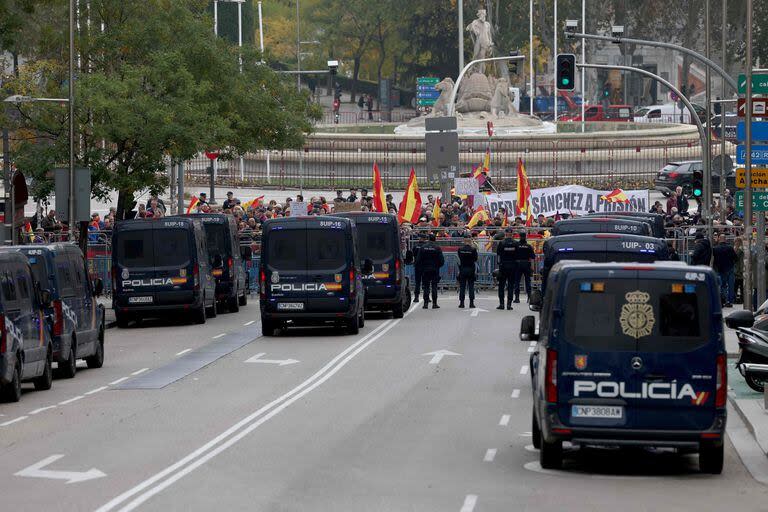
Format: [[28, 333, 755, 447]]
[[0, 251, 54, 402], [584, 212, 666, 238], [334, 212, 412, 318], [112, 217, 217, 326], [523, 261, 726, 473], [551, 217, 652, 237], [187, 214, 248, 313], [8, 244, 105, 378], [259, 217, 370, 336]]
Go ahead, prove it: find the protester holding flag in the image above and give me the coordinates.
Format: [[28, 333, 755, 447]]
[[431, 199, 441, 227], [398, 168, 422, 224], [372, 163, 387, 213]]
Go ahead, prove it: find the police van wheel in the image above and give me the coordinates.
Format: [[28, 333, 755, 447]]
[[86, 336, 105, 369], [358, 308, 365, 328], [2, 362, 21, 403], [532, 409, 542, 449], [392, 301, 404, 319], [207, 300, 218, 319], [261, 318, 275, 337], [347, 317, 359, 335], [34, 347, 53, 391], [239, 288, 248, 306], [540, 439, 562, 470], [194, 303, 207, 324], [699, 441, 724, 474], [228, 295, 240, 313], [116, 312, 131, 329], [57, 342, 77, 379]]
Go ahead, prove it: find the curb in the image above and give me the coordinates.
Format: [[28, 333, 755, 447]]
[[729, 392, 758, 443]]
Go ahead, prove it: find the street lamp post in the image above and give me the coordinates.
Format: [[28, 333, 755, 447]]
[[69, 0, 75, 239]]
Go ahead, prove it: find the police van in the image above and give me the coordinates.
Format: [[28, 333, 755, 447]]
[[551, 217, 652, 237], [187, 214, 248, 313], [112, 218, 217, 326], [259, 217, 371, 336], [334, 212, 412, 318], [584, 212, 666, 238], [0, 252, 54, 402], [7, 244, 105, 378], [522, 261, 726, 473], [540, 234, 668, 295]]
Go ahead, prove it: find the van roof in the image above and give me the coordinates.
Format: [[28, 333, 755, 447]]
[[262, 216, 353, 229], [552, 260, 714, 276], [555, 217, 647, 225], [185, 213, 231, 224], [0, 251, 30, 265], [333, 212, 397, 223], [545, 233, 665, 244], [115, 218, 195, 231]]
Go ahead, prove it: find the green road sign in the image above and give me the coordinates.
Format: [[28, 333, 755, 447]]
[[738, 73, 768, 94], [417, 77, 440, 85], [735, 191, 768, 211]]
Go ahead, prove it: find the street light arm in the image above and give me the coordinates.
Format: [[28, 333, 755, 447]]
[[447, 55, 526, 116], [570, 33, 738, 93]]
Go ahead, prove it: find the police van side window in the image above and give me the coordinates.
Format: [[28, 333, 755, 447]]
[[56, 257, 75, 298], [16, 272, 30, 301], [2, 274, 17, 308]]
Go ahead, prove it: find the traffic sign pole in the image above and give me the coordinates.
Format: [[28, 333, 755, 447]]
[[745, 0, 755, 310]]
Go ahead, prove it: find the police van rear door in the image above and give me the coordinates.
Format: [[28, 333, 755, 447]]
[[114, 226, 158, 305], [306, 221, 350, 313], [356, 216, 397, 287], [264, 221, 309, 311], [152, 221, 195, 305]]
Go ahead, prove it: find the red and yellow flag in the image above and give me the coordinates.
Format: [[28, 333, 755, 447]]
[[601, 188, 630, 204], [242, 195, 264, 210], [501, 213, 508, 228], [186, 196, 200, 214], [372, 162, 386, 213], [397, 168, 422, 224], [431, 198, 441, 227], [467, 206, 490, 229], [516, 158, 531, 216]]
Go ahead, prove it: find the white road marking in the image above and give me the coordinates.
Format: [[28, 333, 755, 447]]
[[469, 307, 488, 317], [511, 389, 521, 398], [15, 454, 106, 484], [85, 386, 108, 396], [529, 341, 536, 347], [29, 406, 57, 415], [520, 365, 529, 375], [499, 414, 511, 426], [520, 432, 533, 437], [175, 349, 192, 356], [483, 449, 497, 462], [244, 353, 299, 366], [131, 368, 149, 376], [59, 396, 84, 405], [109, 377, 129, 386], [243, 321, 254, 326], [0, 416, 28, 427], [422, 349, 461, 365], [527, 346, 535, 353], [460, 494, 478, 512], [212, 333, 226, 339], [95, 305, 421, 512]]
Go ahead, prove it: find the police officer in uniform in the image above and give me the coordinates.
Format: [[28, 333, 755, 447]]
[[496, 227, 518, 310], [457, 234, 478, 308], [513, 230, 535, 303], [415, 233, 445, 309], [412, 233, 426, 302]]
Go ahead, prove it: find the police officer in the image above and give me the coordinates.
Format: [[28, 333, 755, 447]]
[[412, 233, 426, 302], [457, 234, 478, 309], [513, 230, 535, 303], [415, 233, 445, 309], [496, 227, 518, 310]]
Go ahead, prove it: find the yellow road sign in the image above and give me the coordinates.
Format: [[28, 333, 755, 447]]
[[736, 167, 768, 188]]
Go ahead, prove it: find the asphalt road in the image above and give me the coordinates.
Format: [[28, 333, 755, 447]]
[[2, 293, 768, 511]]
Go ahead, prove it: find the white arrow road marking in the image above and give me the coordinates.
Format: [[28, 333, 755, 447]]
[[15, 455, 106, 484], [244, 353, 300, 366], [520, 365, 529, 375], [469, 307, 488, 317], [422, 349, 461, 365], [461, 494, 478, 512], [499, 414, 511, 426], [483, 449, 497, 462], [511, 389, 521, 399]]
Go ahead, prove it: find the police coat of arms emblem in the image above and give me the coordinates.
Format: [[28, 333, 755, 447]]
[[619, 290, 655, 339]]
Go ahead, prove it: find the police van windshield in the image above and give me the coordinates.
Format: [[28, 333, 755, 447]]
[[356, 224, 393, 263], [26, 256, 49, 288], [563, 278, 708, 352], [552, 250, 659, 265], [267, 229, 346, 272], [117, 229, 190, 267], [204, 224, 231, 258]]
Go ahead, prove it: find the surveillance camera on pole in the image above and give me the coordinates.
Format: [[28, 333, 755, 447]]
[[565, 20, 579, 38], [611, 25, 624, 43], [327, 60, 339, 76]]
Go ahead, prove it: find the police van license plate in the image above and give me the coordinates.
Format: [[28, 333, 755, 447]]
[[277, 302, 304, 311], [571, 405, 623, 419], [128, 296, 153, 304]]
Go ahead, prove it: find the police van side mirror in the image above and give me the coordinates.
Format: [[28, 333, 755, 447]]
[[726, 310, 755, 329], [93, 278, 104, 298], [404, 250, 414, 265], [361, 258, 374, 275], [529, 289, 543, 312], [520, 315, 538, 341]]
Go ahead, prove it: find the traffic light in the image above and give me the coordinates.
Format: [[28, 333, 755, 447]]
[[508, 50, 519, 74], [556, 53, 576, 91], [603, 83, 611, 98], [691, 170, 704, 198]]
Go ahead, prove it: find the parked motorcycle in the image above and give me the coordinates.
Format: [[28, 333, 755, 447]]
[[726, 308, 768, 392]]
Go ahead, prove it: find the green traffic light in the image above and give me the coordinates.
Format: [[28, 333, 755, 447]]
[[562, 78, 570, 86], [693, 189, 703, 197]]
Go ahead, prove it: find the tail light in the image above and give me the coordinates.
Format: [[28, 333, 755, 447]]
[[715, 354, 727, 407], [193, 264, 200, 290], [227, 257, 233, 269], [545, 349, 558, 403], [260, 269, 266, 299], [0, 315, 5, 354], [395, 259, 401, 285], [350, 269, 356, 297], [53, 300, 64, 336], [668, 171, 679, 179], [111, 266, 118, 291]]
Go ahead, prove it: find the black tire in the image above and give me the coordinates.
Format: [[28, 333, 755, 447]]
[[358, 308, 365, 328], [228, 294, 240, 313], [216, 302, 226, 315], [540, 439, 563, 470], [34, 347, 53, 391], [347, 316, 359, 335], [2, 361, 21, 403], [207, 297, 218, 318], [532, 409, 542, 450], [745, 373, 766, 393], [86, 327, 105, 369], [115, 311, 131, 329], [699, 441, 724, 474], [392, 300, 404, 319], [261, 317, 275, 337], [194, 302, 207, 324], [404, 286, 412, 310], [57, 341, 77, 379], [238, 290, 248, 306]]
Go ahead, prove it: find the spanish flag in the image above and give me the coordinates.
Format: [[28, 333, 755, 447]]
[[372, 162, 386, 213], [242, 195, 264, 210], [186, 196, 200, 214], [431, 198, 441, 227], [601, 188, 630, 204], [23, 222, 33, 242], [467, 206, 490, 229], [501, 213, 508, 228], [516, 158, 531, 217], [397, 168, 422, 224]]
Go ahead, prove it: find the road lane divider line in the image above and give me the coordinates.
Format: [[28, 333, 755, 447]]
[[29, 406, 57, 415], [109, 377, 129, 386], [520, 365, 529, 375], [175, 349, 191, 356], [97, 305, 420, 512], [511, 389, 521, 399], [85, 386, 109, 396], [483, 449, 497, 462], [499, 415, 511, 426], [59, 396, 84, 405], [212, 333, 226, 339], [243, 321, 254, 326], [0, 416, 28, 427], [131, 368, 149, 376], [460, 494, 478, 512]]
